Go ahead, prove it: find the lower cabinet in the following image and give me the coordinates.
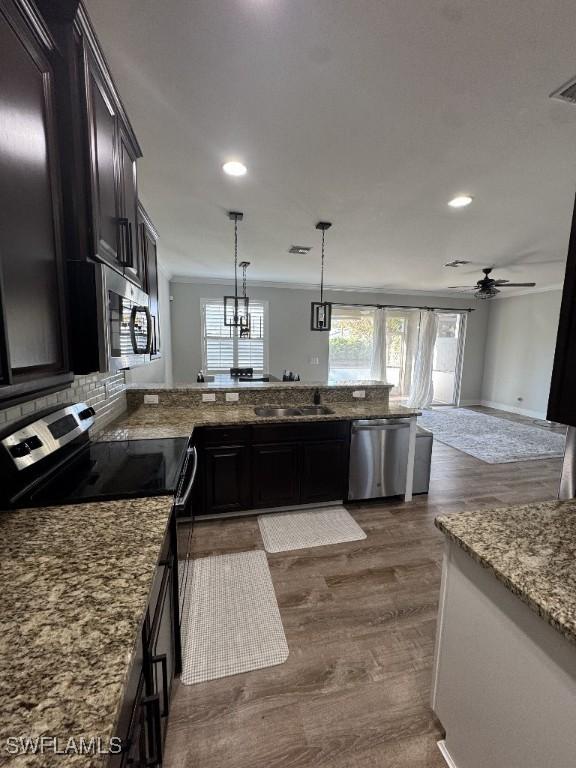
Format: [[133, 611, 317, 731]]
[[301, 440, 348, 504], [252, 443, 300, 508], [111, 512, 178, 767], [196, 421, 350, 515], [204, 444, 251, 514]]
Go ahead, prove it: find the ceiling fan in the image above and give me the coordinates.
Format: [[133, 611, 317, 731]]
[[449, 268, 536, 299]]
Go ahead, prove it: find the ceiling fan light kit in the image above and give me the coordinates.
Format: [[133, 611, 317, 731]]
[[448, 267, 537, 299], [311, 221, 333, 331]]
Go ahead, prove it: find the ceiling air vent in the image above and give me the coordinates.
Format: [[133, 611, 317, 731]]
[[288, 245, 312, 255], [550, 76, 576, 105], [444, 260, 470, 268]]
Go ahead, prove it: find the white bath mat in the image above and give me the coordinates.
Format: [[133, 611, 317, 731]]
[[258, 506, 367, 553], [180, 551, 288, 685]]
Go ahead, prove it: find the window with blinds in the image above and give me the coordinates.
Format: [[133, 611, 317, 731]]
[[201, 299, 268, 373]]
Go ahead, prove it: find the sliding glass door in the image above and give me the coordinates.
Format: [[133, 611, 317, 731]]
[[431, 313, 466, 406], [328, 305, 467, 406]]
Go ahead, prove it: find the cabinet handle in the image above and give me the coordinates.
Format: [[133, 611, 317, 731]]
[[143, 694, 162, 767], [118, 217, 134, 268], [151, 654, 169, 717], [130, 305, 153, 354]]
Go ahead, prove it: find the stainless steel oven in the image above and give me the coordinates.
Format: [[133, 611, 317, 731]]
[[68, 261, 153, 373]]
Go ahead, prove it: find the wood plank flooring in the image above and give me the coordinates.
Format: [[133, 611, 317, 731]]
[[166, 408, 563, 768]]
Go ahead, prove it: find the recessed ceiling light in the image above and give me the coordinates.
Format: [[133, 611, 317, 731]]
[[222, 161, 247, 177], [448, 195, 473, 208]]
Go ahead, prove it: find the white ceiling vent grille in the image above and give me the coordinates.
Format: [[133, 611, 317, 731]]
[[288, 245, 312, 255], [550, 76, 576, 105]]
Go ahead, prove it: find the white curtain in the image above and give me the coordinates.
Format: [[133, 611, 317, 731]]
[[370, 308, 388, 381], [406, 311, 439, 408]]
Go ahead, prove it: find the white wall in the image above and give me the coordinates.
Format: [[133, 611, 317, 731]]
[[169, 279, 489, 403], [126, 264, 173, 386], [480, 290, 562, 419]]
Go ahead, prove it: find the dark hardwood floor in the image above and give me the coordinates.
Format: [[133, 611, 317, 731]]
[[166, 408, 563, 768]]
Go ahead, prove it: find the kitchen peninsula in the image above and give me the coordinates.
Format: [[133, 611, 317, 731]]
[[433, 501, 576, 768], [102, 382, 422, 509]]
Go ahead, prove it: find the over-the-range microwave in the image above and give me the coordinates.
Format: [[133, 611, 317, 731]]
[[68, 261, 153, 373]]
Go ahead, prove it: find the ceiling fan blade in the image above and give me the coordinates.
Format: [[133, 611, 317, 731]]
[[493, 279, 510, 285], [448, 285, 477, 289], [499, 282, 536, 287]]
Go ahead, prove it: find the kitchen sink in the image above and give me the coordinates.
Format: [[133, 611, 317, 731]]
[[253, 405, 335, 417], [298, 405, 335, 415], [254, 406, 304, 417]]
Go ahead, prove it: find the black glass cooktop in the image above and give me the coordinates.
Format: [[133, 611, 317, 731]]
[[28, 438, 189, 506]]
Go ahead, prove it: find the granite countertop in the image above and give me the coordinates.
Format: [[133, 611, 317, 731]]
[[98, 401, 420, 441], [0, 497, 174, 766], [436, 500, 576, 646]]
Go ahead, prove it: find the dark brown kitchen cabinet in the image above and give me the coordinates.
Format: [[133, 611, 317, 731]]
[[84, 52, 120, 267], [252, 443, 301, 508], [203, 444, 251, 514], [196, 421, 350, 515], [118, 127, 143, 286], [0, 0, 73, 405], [548, 192, 576, 427], [139, 204, 161, 357], [111, 512, 178, 768], [82, 38, 145, 288], [301, 440, 348, 503]]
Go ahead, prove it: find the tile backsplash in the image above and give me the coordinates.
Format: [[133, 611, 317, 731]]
[[0, 372, 127, 431]]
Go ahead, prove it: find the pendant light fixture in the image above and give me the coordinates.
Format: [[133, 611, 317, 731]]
[[224, 211, 250, 328], [239, 260, 251, 338], [310, 221, 332, 331]]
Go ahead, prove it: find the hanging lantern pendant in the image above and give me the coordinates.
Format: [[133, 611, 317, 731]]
[[310, 221, 332, 331], [224, 211, 250, 327], [239, 261, 251, 337]]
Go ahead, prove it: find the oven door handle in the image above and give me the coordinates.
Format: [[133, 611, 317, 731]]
[[130, 305, 153, 354], [175, 445, 198, 508]]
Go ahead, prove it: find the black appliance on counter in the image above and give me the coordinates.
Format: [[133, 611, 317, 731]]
[[0, 401, 197, 667]]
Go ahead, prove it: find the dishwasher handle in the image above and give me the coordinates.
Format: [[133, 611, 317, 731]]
[[352, 420, 412, 432]]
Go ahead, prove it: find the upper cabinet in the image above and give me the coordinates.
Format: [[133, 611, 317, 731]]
[[81, 10, 145, 288], [0, 0, 73, 404], [548, 195, 576, 427], [138, 203, 161, 358]]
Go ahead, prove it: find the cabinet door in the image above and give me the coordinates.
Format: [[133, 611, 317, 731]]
[[203, 445, 251, 514], [0, 0, 71, 400], [119, 127, 143, 287], [548, 194, 576, 426], [139, 207, 160, 357], [148, 567, 175, 750], [85, 52, 120, 266], [300, 440, 347, 504], [251, 443, 300, 508]]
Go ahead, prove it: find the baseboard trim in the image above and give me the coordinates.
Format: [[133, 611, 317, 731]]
[[437, 740, 459, 768], [479, 399, 546, 420]]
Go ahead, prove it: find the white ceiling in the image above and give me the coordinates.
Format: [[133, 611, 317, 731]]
[[85, 0, 576, 294]]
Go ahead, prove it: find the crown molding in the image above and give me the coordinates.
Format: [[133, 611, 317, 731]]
[[169, 274, 478, 299]]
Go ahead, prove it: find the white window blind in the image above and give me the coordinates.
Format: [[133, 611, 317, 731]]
[[202, 299, 268, 373]]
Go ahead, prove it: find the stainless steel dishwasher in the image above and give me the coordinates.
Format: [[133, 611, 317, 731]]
[[348, 418, 412, 500]]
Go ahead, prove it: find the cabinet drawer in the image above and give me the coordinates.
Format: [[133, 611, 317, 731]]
[[201, 425, 251, 446], [252, 420, 349, 444]]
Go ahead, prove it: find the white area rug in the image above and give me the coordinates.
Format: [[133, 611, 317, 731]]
[[418, 408, 565, 464], [180, 551, 288, 684], [258, 506, 367, 553]]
